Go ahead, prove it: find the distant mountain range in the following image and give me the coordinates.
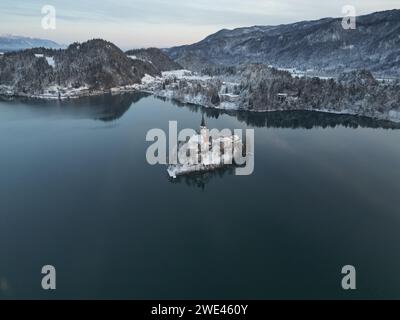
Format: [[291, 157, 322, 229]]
[[0, 9, 399, 122], [0, 35, 64, 52], [166, 9, 400, 77]]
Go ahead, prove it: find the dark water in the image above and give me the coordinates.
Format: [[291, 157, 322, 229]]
[[1, 93, 400, 299]]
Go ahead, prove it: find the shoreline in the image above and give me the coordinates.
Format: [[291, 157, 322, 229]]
[[0, 84, 141, 101], [1, 86, 400, 124], [150, 92, 400, 124]]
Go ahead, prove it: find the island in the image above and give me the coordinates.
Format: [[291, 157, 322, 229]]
[[167, 115, 244, 178]]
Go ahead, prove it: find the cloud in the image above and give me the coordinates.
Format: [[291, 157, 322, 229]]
[[0, 0, 398, 47]]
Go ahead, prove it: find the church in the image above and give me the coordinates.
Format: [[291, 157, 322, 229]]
[[167, 114, 243, 178]]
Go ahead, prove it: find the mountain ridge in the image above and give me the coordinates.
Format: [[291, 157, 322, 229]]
[[125, 47, 182, 72], [166, 9, 400, 77], [0, 35, 65, 52], [0, 39, 182, 99]]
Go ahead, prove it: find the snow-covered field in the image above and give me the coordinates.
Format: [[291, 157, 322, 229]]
[[275, 66, 334, 80], [137, 70, 241, 111], [33, 53, 56, 68], [162, 70, 211, 81], [45, 56, 55, 68]]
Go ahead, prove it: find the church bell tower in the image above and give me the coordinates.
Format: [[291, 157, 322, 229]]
[[200, 114, 209, 150]]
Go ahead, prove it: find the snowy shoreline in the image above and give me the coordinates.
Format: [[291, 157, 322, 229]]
[[156, 95, 400, 124], [0, 84, 141, 101], [137, 71, 400, 124], [1, 70, 399, 124]]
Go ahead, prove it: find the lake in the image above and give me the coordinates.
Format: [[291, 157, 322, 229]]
[[1, 92, 400, 299]]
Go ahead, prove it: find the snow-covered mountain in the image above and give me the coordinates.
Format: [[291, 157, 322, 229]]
[[0, 39, 171, 98], [166, 9, 400, 77], [125, 47, 182, 72], [0, 35, 64, 52]]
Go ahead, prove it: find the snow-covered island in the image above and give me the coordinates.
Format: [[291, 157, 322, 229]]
[[167, 115, 244, 178]]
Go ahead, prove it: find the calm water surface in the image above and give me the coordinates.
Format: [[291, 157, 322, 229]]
[[0, 93, 400, 299]]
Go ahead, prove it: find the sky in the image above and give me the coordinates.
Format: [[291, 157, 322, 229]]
[[0, 0, 398, 49]]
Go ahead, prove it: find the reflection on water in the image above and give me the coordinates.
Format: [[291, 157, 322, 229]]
[[157, 96, 400, 129], [0, 92, 150, 122], [2, 93, 399, 129], [169, 165, 236, 190], [1, 91, 400, 299]]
